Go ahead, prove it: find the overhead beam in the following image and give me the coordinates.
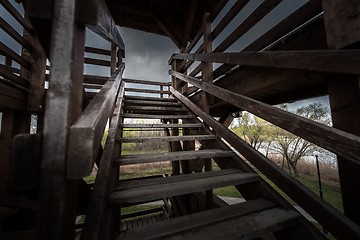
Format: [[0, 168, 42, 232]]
[[181, 0, 198, 49], [154, 16, 181, 49]]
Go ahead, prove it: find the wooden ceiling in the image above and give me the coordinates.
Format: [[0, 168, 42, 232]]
[[105, 0, 228, 49]]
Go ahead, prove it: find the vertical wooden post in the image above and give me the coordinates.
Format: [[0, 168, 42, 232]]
[[110, 43, 117, 75], [201, 12, 214, 208], [322, 0, 360, 226], [39, 0, 85, 238], [328, 78, 360, 225]]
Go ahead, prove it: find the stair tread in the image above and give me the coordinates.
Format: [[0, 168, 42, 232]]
[[109, 169, 260, 205], [124, 95, 176, 102], [124, 99, 181, 106], [116, 149, 235, 165], [121, 123, 203, 129], [124, 106, 187, 112], [122, 113, 196, 119], [116, 199, 302, 240], [119, 135, 217, 143]]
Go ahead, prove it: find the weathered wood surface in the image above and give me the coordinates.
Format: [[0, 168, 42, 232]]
[[171, 87, 360, 240], [0, 64, 29, 87], [121, 123, 203, 129], [0, 231, 37, 240], [84, 75, 108, 85], [116, 199, 276, 239], [124, 105, 186, 112], [124, 99, 180, 106], [122, 113, 196, 119], [0, 42, 31, 70], [125, 87, 169, 95], [119, 135, 216, 143], [68, 64, 124, 178], [125, 95, 177, 102], [322, 0, 360, 49], [85, 46, 111, 56], [110, 170, 259, 204], [115, 149, 234, 166], [0, 193, 38, 210], [0, 16, 33, 51], [171, 50, 360, 75], [124, 78, 171, 86], [170, 71, 360, 166], [39, 1, 85, 239], [80, 84, 125, 240], [84, 57, 111, 67], [0, 0, 34, 33]]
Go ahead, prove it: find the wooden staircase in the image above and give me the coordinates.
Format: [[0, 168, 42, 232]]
[[80, 79, 326, 240]]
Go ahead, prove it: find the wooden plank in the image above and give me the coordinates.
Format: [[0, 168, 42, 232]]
[[115, 149, 235, 166], [80, 89, 125, 240], [125, 88, 169, 94], [27, 38, 46, 112], [110, 170, 259, 205], [121, 207, 164, 220], [125, 95, 176, 102], [122, 113, 196, 119], [0, 42, 31, 70], [322, 0, 360, 49], [124, 78, 171, 86], [84, 57, 111, 67], [0, 81, 27, 101], [84, 75, 108, 85], [170, 72, 360, 166], [39, 2, 85, 238], [0, 193, 38, 210], [124, 99, 180, 106], [116, 199, 275, 239], [68, 64, 124, 178], [124, 105, 186, 112], [0, 0, 34, 33], [119, 135, 217, 143], [0, 64, 29, 87], [181, 0, 198, 48], [85, 46, 111, 56], [171, 49, 360, 76], [170, 87, 360, 240], [0, 16, 33, 51], [77, 0, 124, 49], [121, 123, 203, 129]]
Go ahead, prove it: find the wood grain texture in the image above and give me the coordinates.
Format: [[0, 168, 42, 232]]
[[119, 134, 216, 143], [68, 64, 124, 178], [170, 71, 360, 165], [171, 87, 360, 240]]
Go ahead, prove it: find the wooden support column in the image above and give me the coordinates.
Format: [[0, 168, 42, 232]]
[[201, 12, 213, 208], [323, 0, 360, 226], [110, 43, 116, 74], [328, 77, 360, 225], [39, 0, 85, 238]]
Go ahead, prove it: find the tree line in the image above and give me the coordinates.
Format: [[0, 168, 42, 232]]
[[231, 102, 335, 176]]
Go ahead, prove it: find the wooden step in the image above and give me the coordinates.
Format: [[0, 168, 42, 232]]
[[115, 149, 235, 166], [123, 78, 171, 86], [125, 88, 170, 95], [124, 99, 181, 106], [118, 135, 217, 143], [109, 169, 260, 205], [124, 106, 187, 112], [122, 113, 196, 119], [115, 199, 302, 240], [121, 123, 203, 129], [124, 96, 176, 102]]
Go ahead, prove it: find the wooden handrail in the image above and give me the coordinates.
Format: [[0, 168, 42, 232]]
[[67, 63, 125, 178], [170, 50, 360, 75], [170, 86, 360, 240], [169, 70, 360, 166], [80, 81, 125, 240]]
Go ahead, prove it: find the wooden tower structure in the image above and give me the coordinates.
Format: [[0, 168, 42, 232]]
[[1, 0, 360, 239]]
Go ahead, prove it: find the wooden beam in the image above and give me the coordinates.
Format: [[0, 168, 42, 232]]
[[119, 135, 217, 143], [68, 64, 124, 178], [39, 1, 85, 238], [322, 0, 360, 49], [181, 0, 198, 48], [169, 71, 360, 166], [85, 46, 111, 56], [80, 85, 125, 240], [154, 15, 181, 49], [124, 78, 171, 86], [170, 87, 360, 240], [0, 193, 38, 210], [170, 50, 360, 75]]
